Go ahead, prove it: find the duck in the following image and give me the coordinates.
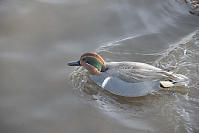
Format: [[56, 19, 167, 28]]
[[68, 52, 188, 97]]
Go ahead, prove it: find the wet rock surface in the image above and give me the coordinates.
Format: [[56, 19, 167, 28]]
[[185, 0, 199, 15]]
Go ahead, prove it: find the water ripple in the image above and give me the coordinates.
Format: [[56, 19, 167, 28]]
[[70, 29, 199, 132]]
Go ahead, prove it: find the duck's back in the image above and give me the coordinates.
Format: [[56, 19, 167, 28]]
[[104, 62, 179, 83]]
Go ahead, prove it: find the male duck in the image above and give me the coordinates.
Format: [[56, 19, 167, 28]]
[[68, 52, 188, 97]]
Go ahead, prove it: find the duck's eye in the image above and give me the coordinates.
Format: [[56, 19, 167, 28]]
[[83, 58, 90, 64]]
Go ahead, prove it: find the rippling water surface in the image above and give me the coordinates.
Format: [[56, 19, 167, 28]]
[[0, 0, 199, 133]]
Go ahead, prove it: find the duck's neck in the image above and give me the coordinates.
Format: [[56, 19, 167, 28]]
[[101, 65, 108, 72]]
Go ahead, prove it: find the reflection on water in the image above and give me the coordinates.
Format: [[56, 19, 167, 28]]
[[1, 0, 199, 133]]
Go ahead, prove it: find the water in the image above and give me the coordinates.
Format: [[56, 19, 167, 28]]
[[0, 0, 199, 133]]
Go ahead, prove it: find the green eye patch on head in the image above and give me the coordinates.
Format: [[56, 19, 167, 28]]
[[84, 57, 103, 71]]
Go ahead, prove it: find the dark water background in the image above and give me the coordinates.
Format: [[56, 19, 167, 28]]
[[0, 0, 199, 133]]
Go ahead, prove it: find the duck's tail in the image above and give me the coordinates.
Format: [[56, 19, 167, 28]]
[[160, 74, 188, 88]]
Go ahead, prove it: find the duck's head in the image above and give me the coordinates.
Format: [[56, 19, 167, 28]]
[[68, 52, 107, 75]]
